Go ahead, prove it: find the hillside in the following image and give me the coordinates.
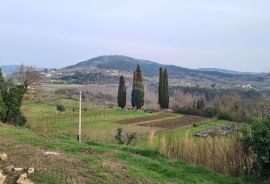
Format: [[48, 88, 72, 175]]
[[64, 55, 239, 78], [0, 99, 253, 184], [0, 123, 250, 184], [62, 55, 268, 87]]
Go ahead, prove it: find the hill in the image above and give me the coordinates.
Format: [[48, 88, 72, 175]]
[[62, 55, 268, 87], [64, 55, 239, 78]]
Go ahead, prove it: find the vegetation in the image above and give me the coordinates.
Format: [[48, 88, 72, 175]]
[[158, 67, 163, 106], [58, 71, 119, 84], [163, 68, 169, 109], [0, 118, 252, 184], [242, 118, 270, 179], [114, 128, 136, 145], [1, 61, 270, 183], [159, 68, 169, 109], [56, 104, 65, 112], [0, 68, 27, 126], [173, 92, 257, 123], [117, 75, 126, 109], [145, 120, 255, 177], [131, 65, 144, 109]]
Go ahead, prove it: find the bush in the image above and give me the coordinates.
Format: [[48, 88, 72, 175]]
[[126, 133, 136, 145], [115, 128, 124, 144], [11, 113, 27, 126], [242, 118, 270, 179], [114, 128, 136, 145], [56, 104, 65, 112]]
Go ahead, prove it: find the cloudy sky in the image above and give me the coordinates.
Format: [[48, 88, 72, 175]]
[[0, 0, 269, 72]]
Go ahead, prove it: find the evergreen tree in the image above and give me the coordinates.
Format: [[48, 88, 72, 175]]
[[158, 68, 164, 106], [131, 70, 136, 107], [3, 84, 27, 125], [131, 65, 144, 109], [163, 68, 169, 109], [0, 67, 27, 126], [117, 75, 126, 109]]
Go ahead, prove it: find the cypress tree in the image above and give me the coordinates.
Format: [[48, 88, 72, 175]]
[[163, 68, 169, 109], [131, 70, 136, 107], [117, 75, 126, 109], [158, 67, 164, 107], [135, 65, 144, 109]]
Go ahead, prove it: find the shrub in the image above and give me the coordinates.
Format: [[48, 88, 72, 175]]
[[242, 118, 270, 179], [126, 132, 136, 145], [56, 104, 65, 112], [115, 128, 124, 144], [11, 113, 27, 126], [114, 128, 136, 145]]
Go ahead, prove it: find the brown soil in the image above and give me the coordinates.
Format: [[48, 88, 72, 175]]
[[115, 113, 175, 124], [139, 115, 209, 129]]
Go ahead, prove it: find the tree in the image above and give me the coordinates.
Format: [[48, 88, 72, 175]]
[[117, 75, 126, 109], [0, 68, 6, 90], [2, 83, 27, 125], [131, 65, 144, 109], [11, 64, 41, 88], [0, 91, 6, 119], [0, 68, 6, 121], [242, 118, 270, 178], [0, 67, 27, 126], [158, 68, 164, 106], [131, 70, 136, 108], [135, 65, 144, 109], [159, 68, 169, 109], [163, 68, 169, 109]]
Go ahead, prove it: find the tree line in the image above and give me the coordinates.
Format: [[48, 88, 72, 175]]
[[117, 65, 169, 109]]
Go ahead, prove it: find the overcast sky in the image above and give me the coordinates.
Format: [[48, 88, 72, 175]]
[[0, 0, 269, 72]]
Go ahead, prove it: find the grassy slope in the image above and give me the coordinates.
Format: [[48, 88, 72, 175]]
[[23, 99, 152, 143], [0, 99, 254, 183], [0, 124, 251, 184]]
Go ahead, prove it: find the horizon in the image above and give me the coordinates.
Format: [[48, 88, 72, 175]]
[[0, 54, 265, 73], [1, 1, 270, 72]]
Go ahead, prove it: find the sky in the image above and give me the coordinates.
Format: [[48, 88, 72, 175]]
[[0, 0, 270, 72]]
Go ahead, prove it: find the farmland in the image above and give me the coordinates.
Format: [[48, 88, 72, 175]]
[[0, 97, 254, 184]]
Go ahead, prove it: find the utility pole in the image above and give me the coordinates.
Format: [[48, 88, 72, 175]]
[[77, 91, 82, 142]]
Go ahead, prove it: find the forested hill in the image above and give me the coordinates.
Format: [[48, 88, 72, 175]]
[[63, 55, 267, 83]]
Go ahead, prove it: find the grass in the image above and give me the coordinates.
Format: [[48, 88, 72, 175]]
[[137, 119, 227, 148], [0, 98, 259, 183], [0, 124, 252, 184], [22, 99, 152, 143]]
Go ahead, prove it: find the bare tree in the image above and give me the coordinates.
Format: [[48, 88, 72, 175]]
[[11, 64, 41, 89]]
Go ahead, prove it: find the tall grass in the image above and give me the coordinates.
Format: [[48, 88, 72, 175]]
[[148, 130, 255, 176]]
